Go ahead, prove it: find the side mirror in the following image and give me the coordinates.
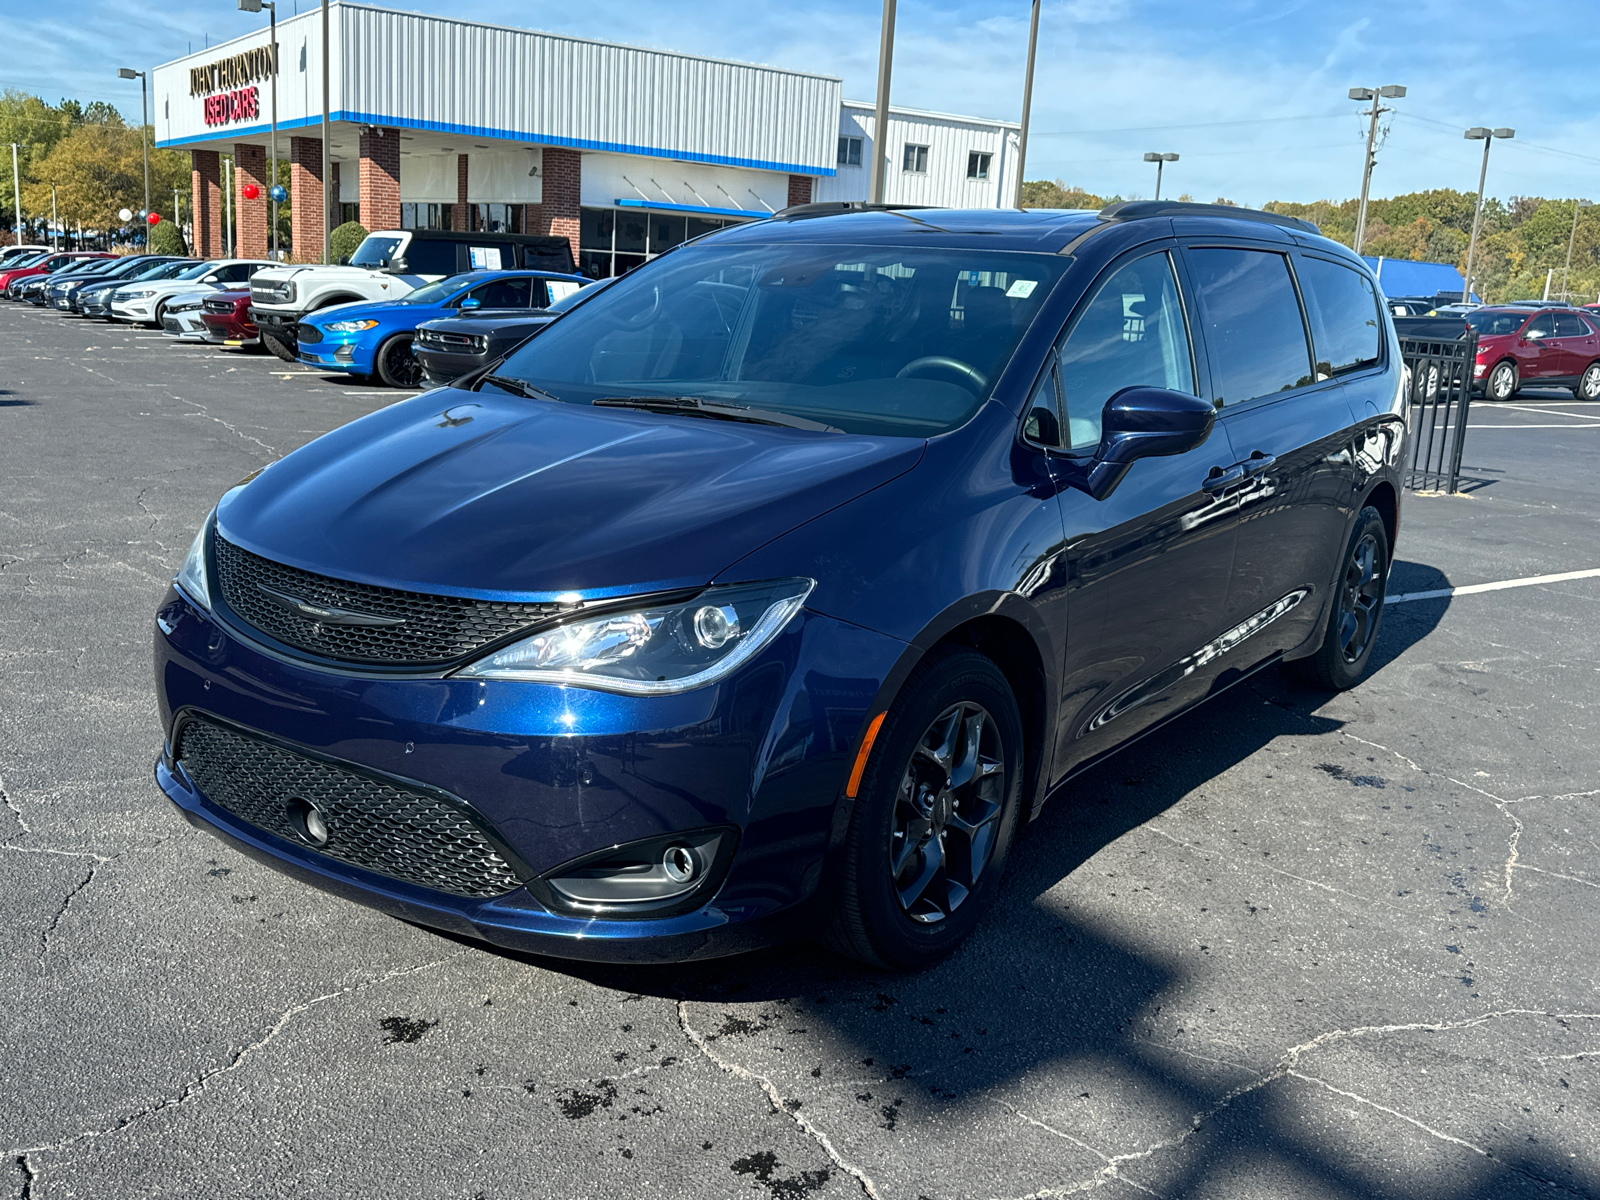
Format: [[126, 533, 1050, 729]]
[[1064, 386, 1216, 500], [459, 297, 481, 310], [387, 256, 409, 274], [336, 255, 350, 266]]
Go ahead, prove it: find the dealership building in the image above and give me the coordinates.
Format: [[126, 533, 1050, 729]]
[[153, 3, 1021, 274]]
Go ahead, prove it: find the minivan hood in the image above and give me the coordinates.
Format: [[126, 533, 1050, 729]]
[[216, 393, 925, 598]]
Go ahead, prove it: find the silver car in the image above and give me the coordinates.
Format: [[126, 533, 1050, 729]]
[[109, 259, 274, 328]]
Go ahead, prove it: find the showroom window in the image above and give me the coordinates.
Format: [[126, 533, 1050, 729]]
[[578, 206, 752, 279], [902, 144, 930, 174], [401, 203, 454, 231], [967, 151, 992, 180], [838, 136, 863, 167]]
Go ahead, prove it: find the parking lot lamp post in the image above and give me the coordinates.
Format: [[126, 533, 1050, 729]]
[[9, 143, 22, 244], [1348, 85, 1405, 255], [237, 0, 279, 261], [1142, 152, 1178, 201], [50, 184, 57, 250], [868, 0, 896, 205], [1013, 0, 1040, 209], [117, 68, 151, 252], [1563, 199, 1593, 302], [1462, 126, 1513, 303]]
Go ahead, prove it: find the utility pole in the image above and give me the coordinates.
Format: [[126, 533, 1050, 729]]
[[1143, 152, 1179, 200], [175, 187, 183, 251], [118, 68, 152, 251], [1563, 199, 1593, 302], [1348, 85, 1405, 255], [1462, 126, 1513, 303], [1013, 0, 1040, 209], [9, 143, 22, 246], [321, 0, 332, 263], [868, 0, 896, 205], [224, 157, 233, 256]]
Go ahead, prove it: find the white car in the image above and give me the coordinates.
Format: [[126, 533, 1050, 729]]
[[110, 259, 275, 328], [160, 289, 219, 341]]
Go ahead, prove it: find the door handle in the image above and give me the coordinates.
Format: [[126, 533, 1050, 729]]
[[1241, 453, 1276, 478], [1201, 464, 1246, 493]]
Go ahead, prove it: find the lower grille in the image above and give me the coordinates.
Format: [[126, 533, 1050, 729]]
[[162, 317, 183, 333], [175, 716, 526, 899], [295, 323, 322, 344], [212, 534, 562, 667]]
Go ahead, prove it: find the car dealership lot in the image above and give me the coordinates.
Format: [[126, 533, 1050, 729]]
[[3, 303, 1600, 1199]]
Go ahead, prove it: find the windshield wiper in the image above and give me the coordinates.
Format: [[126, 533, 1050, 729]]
[[478, 374, 560, 403], [591, 395, 841, 433]]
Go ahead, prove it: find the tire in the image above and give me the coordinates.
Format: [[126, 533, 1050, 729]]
[[1286, 506, 1389, 691], [149, 300, 168, 330], [1485, 359, 1519, 401], [375, 334, 423, 388], [1578, 361, 1600, 401], [261, 330, 299, 363], [822, 647, 1025, 971]]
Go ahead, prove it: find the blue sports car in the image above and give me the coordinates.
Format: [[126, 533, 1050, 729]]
[[294, 270, 588, 387]]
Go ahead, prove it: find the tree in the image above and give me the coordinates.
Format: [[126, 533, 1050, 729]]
[[148, 218, 187, 255], [22, 121, 188, 235], [1019, 180, 1120, 210], [331, 220, 368, 262]]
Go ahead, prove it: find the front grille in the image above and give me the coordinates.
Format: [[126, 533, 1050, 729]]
[[204, 298, 235, 314], [175, 716, 525, 898], [250, 281, 293, 304], [295, 323, 322, 344], [213, 534, 562, 667]]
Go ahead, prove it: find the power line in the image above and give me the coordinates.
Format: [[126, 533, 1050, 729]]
[[1030, 112, 1349, 138]]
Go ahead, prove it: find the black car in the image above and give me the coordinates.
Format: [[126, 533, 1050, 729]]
[[79, 259, 200, 318], [413, 276, 615, 385], [47, 255, 191, 313]]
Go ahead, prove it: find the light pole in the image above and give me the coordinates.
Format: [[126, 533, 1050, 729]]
[[9, 143, 22, 245], [1462, 126, 1514, 303], [1562, 198, 1593, 302], [223, 156, 232, 255], [117, 68, 151, 251], [1143, 152, 1178, 201], [868, 0, 896, 205], [50, 184, 57, 250], [1348, 85, 1405, 255], [237, 0, 280, 260], [1013, 0, 1040, 209]]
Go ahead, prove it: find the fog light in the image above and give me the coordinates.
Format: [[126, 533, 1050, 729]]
[[286, 796, 330, 847], [536, 826, 736, 916], [662, 843, 698, 884]]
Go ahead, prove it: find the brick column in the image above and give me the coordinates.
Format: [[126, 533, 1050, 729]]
[[787, 174, 814, 208], [452, 154, 469, 231], [289, 136, 325, 263], [190, 150, 223, 258], [522, 202, 543, 237], [233, 143, 269, 259], [359, 127, 401, 231], [540, 148, 581, 270]]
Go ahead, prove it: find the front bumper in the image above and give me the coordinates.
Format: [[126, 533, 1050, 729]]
[[250, 307, 302, 347], [200, 314, 259, 345], [111, 300, 156, 321], [152, 585, 902, 962], [414, 345, 487, 386], [163, 310, 210, 340]]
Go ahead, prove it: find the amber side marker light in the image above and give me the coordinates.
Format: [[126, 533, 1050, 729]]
[[845, 712, 887, 798]]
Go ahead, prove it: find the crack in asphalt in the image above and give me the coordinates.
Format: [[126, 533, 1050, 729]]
[[677, 1000, 882, 1199], [38, 860, 104, 963], [0, 775, 32, 835], [175, 397, 280, 459]]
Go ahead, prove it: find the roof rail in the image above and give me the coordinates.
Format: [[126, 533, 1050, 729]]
[[1098, 201, 1320, 236], [771, 200, 936, 221]]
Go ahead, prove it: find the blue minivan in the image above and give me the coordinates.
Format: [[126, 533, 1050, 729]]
[[154, 202, 1407, 969]]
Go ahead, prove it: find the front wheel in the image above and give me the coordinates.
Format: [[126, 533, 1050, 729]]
[[822, 648, 1024, 970], [1286, 506, 1389, 691], [1485, 360, 1518, 401], [1578, 361, 1600, 401], [375, 334, 423, 388], [261, 330, 298, 363]]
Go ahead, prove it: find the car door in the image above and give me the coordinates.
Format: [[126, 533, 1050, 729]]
[[1550, 311, 1593, 382], [1518, 312, 1557, 379], [1045, 247, 1243, 776], [1179, 244, 1364, 666]]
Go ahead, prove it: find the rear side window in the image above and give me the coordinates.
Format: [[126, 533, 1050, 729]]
[[1554, 312, 1589, 337], [1056, 252, 1194, 451], [1298, 256, 1381, 376], [405, 239, 461, 276], [1186, 248, 1313, 406]]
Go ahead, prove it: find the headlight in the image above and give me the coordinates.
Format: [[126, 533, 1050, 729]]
[[323, 318, 379, 332], [175, 514, 212, 611], [122, 288, 156, 299], [456, 578, 813, 695]]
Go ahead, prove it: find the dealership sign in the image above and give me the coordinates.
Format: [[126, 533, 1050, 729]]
[[189, 45, 276, 127]]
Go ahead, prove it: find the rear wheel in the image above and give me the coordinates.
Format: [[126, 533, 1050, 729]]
[[1578, 361, 1600, 401], [375, 334, 423, 388], [822, 648, 1024, 970], [261, 330, 298, 363], [1286, 506, 1389, 691], [1486, 359, 1518, 401]]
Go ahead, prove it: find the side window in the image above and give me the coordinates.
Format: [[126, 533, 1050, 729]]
[[1554, 312, 1588, 337], [1057, 252, 1195, 452], [1023, 357, 1065, 447], [1297, 256, 1381, 376], [1524, 312, 1557, 339], [405, 239, 460, 276], [470, 277, 534, 308], [545, 280, 581, 306], [1186, 247, 1314, 405]]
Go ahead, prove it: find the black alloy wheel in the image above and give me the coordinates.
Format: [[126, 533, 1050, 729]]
[[376, 334, 423, 388], [1579, 362, 1600, 401], [823, 647, 1024, 970], [1286, 505, 1389, 691], [1486, 360, 1519, 401]]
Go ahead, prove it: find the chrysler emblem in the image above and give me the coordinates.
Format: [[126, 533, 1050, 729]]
[[256, 584, 406, 627]]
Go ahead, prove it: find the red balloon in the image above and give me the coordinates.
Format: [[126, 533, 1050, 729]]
[[147, 212, 161, 225], [241, 183, 260, 201]]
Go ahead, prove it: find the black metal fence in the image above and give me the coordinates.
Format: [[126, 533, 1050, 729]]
[[1394, 316, 1478, 494]]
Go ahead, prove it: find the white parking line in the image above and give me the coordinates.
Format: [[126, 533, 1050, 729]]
[[1468, 422, 1600, 429], [1387, 567, 1600, 605], [1497, 403, 1600, 420]]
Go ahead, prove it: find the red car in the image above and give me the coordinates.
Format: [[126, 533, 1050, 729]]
[[0, 251, 113, 294], [197, 289, 261, 349], [1469, 306, 1600, 401]]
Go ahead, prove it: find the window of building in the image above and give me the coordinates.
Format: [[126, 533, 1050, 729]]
[[1296, 256, 1381, 377], [902, 144, 930, 174], [1186, 248, 1314, 406], [400, 203, 454, 231], [967, 151, 992, 180], [471, 203, 524, 234], [577, 205, 752, 279], [838, 136, 863, 167]]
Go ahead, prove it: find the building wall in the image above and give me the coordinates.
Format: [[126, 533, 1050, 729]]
[[817, 103, 1019, 209], [579, 153, 786, 218]]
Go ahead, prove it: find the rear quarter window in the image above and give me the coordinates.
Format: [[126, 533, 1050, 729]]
[[405, 239, 462, 276], [1297, 256, 1382, 376]]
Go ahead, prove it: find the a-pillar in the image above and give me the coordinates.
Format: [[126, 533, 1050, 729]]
[[540, 148, 580, 270], [359, 126, 401, 231], [452, 154, 469, 231], [233, 143, 269, 260], [289, 136, 325, 263], [190, 149, 223, 258], [787, 174, 814, 208]]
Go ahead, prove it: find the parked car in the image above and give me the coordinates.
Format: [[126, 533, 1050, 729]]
[[1384, 295, 1436, 316], [110, 259, 275, 328], [1467, 306, 1600, 400], [80, 259, 198, 318], [47, 255, 189, 313], [294, 269, 586, 387], [248, 229, 577, 363], [20, 255, 119, 304], [197, 290, 261, 349], [413, 276, 616, 386], [153, 200, 1406, 970], [1, 251, 113, 296], [0, 244, 51, 269], [161, 290, 221, 342]]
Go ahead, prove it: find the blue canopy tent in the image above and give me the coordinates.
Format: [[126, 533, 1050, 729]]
[[1363, 256, 1477, 303]]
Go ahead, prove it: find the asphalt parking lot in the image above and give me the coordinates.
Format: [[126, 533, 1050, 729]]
[[3, 302, 1600, 1200]]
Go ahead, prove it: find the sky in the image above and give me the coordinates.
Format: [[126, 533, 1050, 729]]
[[5, 0, 1600, 207]]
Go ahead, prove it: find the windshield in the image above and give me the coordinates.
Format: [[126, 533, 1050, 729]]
[[176, 261, 219, 280], [1465, 309, 1529, 336], [491, 244, 1065, 437], [4, 251, 48, 268], [350, 235, 404, 268], [134, 260, 191, 281], [399, 273, 477, 305]]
